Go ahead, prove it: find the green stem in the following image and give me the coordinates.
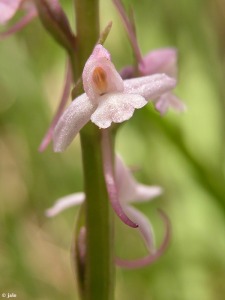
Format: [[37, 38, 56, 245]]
[[72, 1, 114, 300], [80, 127, 114, 300]]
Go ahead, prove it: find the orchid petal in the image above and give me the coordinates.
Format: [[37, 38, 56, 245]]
[[45, 192, 85, 217], [0, 0, 22, 24], [131, 184, 162, 203], [155, 92, 186, 115], [155, 95, 170, 115], [124, 74, 177, 101], [116, 155, 162, 203], [116, 209, 171, 269], [0, 8, 37, 39], [53, 94, 97, 152], [39, 60, 72, 152], [82, 44, 124, 100], [139, 48, 177, 78], [91, 93, 147, 128], [124, 205, 155, 251]]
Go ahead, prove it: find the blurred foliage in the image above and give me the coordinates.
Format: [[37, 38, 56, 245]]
[[0, 0, 225, 299]]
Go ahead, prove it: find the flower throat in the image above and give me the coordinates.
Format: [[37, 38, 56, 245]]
[[92, 66, 108, 95]]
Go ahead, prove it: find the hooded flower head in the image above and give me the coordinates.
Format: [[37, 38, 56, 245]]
[[53, 44, 176, 152]]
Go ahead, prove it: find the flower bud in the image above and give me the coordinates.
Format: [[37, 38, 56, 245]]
[[34, 0, 76, 52]]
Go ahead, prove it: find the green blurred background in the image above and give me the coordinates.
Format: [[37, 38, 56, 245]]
[[0, 0, 225, 299]]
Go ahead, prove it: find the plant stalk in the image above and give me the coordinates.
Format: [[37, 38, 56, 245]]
[[71, 1, 114, 299]]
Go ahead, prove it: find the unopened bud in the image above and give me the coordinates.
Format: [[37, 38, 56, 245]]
[[34, 0, 76, 53]]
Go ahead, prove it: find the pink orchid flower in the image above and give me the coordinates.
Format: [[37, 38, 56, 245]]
[[53, 44, 176, 152], [46, 155, 170, 268], [138, 49, 185, 114], [113, 0, 186, 115], [121, 48, 186, 115], [46, 155, 162, 250], [0, 0, 37, 38]]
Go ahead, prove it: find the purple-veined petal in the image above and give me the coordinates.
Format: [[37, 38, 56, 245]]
[[45, 192, 85, 217], [82, 44, 124, 101], [116, 155, 162, 204], [91, 92, 147, 128], [0, 0, 22, 24], [101, 129, 138, 228], [39, 60, 72, 152], [139, 48, 177, 78], [155, 92, 186, 115], [124, 73, 177, 101], [124, 205, 155, 251], [53, 94, 97, 152], [116, 209, 171, 269], [0, 7, 37, 39]]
